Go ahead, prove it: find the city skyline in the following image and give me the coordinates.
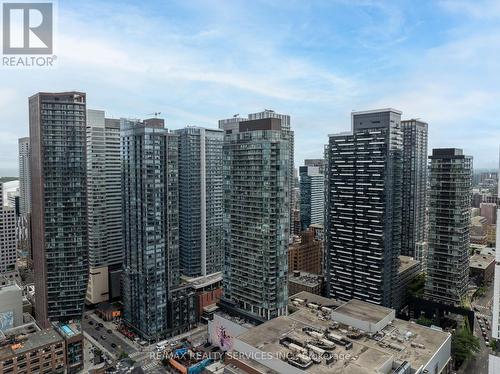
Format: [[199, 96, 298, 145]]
[[1, 0, 500, 176], [1, 1, 499, 372]]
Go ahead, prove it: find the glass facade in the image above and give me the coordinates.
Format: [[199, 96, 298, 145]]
[[401, 120, 428, 262], [222, 120, 291, 321], [299, 165, 324, 230], [425, 148, 472, 305], [176, 127, 224, 277], [29, 92, 88, 326], [86, 112, 122, 269], [325, 109, 402, 307], [121, 119, 179, 339]]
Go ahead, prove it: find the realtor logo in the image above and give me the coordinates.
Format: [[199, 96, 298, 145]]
[[2, 2, 53, 54]]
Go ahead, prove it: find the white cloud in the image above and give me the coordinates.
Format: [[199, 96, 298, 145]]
[[1, 0, 500, 174], [439, 0, 500, 20]]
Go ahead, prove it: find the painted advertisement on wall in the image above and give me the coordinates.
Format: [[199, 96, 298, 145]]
[[208, 314, 249, 351], [0, 310, 14, 331]]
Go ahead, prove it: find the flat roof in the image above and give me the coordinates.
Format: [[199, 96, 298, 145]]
[[182, 272, 222, 289], [0, 323, 63, 360], [236, 306, 450, 374], [398, 256, 420, 274], [351, 108, 402, 116], [289, 291, 342, 309], [333, 299, 394, 325], [288, 272, 322, 287], [470, 254, 495, 269]]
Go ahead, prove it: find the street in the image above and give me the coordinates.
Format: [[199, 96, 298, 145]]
[[82, 312, 137, 358], [81, 310, 209, 373], [460, 282, 495, 374], [82, 310, 163, 372]]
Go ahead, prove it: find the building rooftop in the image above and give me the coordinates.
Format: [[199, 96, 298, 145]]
[[398, 256, 420, 274], [53, 320, 82, 339], [289, 291, 342, 310], [236, 299, 450, 374], [470, 253, 495, 269], [288, 272, 323, 288], [181, 272, 223, 290], [351, 108, 402, 116], [0, 322, 63, 360], [471, 215, 488, 226], [333, 299, 394, 325]]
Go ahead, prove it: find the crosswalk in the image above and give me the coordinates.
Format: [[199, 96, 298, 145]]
[[129, 351, 143, 359], [142, 360, 160, 371]]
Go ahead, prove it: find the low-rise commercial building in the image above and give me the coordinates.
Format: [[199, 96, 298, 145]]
[[0, 277, 23, 331], [470, 253, 495, 286], [208, 292, 451, 374], [470, 216, 488, 245], [288, 230, 322, 275], [288, 271, 323, 296], [394, 256, 421, 311], [0, 322, 66, 373], [182, 272, 222, 322], [480, 202, 497, 225]]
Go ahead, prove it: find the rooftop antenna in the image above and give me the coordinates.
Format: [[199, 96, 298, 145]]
[[147, 112, 161, 118]]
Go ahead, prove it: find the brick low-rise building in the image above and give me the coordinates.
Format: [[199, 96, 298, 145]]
[[470, 253, 495, 286], [288, 271, 324, 296], [0, 322, 66, 374], [288, 230, 322, 275]]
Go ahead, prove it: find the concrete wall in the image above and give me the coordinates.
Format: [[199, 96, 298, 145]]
[[0, 283, 23, 330], [331, 309, 395, 333], [420, 333, 451, 374], [208, 314, 249, 351], [86, 266, 109, 304]]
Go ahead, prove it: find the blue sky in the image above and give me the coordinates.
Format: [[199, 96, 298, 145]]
[[1, 0, 499, 175]]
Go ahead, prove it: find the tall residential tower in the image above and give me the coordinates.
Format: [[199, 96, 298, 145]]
[[175, 127, 224, 277], [492, 149, 500, 340], [424, 148, 472, 305], [18, 137, 31, 215], [121, 118, 180, 339], [401, 120, 428, 262], [325, 108, 403, 307], [299, 165, 324, 230], [0, 182, 17, 273], [220, 117, 291, 321], [86, 110, 122, 304], [29, 92, 88, 327]]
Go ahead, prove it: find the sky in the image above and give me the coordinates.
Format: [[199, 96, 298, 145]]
[[1, 0, 500, 176]]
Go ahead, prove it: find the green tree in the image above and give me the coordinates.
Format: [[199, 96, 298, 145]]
[[119, 351, 129, 359], [490, 339, 497, 351], [452, 319, 480, 368], [408, 273, 425, 298], [416, 316, 433, 327]]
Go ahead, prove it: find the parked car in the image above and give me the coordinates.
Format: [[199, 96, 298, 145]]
[[98, 323, 104, 327], [101, 335, 106, 340], [111, 343, 117, 348], [107, 329, 112, 334], [89, 321, 94, 325]]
